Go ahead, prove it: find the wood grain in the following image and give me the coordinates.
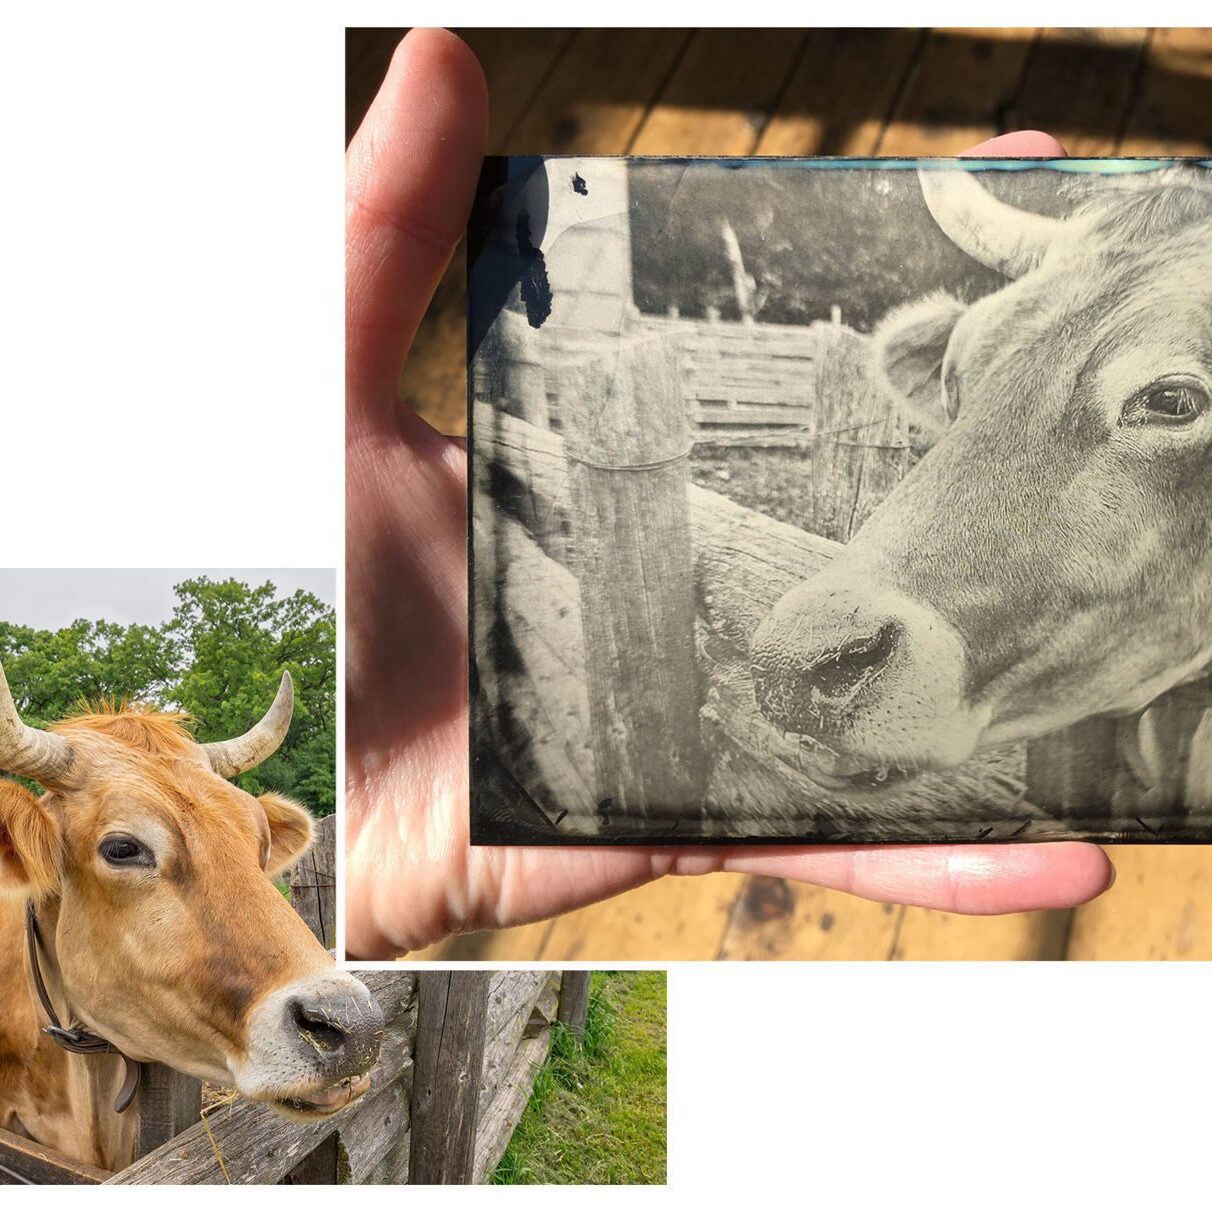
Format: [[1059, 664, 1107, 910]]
[[290, 813, 336, 949], [1007, 28, 1149, 155], [556, 972, 591, 1037], [480, 973, 552, 1100], [1120, 28, 1212, 156], [537, 874, 741, 961], [878, 28, 1039, 154], [566, 337, 705, 821], [1069, 846, 1212, 959], [508, 29, 689, 153], [890, 908, 1072, 960], [630, 29, 810, 155], [133, 1063, 202, 1162], [472, 1033, 550, 1184], [408, 971, 490, 1185], [757, 29, 924, 156], [719, 882, 901, 961], [0, 1126, 109, 1185]]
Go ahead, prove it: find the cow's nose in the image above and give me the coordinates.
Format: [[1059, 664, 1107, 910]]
[[799, 619, 899, 701], [286, 987, 384, 1079], [751, 607, 901, 734]]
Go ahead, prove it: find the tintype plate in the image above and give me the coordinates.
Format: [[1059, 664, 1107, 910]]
[[468, 155, 1212, 844]]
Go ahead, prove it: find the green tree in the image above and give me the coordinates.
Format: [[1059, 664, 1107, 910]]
[[164, 578, 337, 814], [0, 578, 336, 816], [0, 619, 175, 726]]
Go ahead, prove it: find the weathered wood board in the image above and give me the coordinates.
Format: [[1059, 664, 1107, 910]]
[[0, 1126, 110, 1185]]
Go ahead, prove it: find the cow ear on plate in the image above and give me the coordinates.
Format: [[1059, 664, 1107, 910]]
[[873, 290, 966, 447], [0, 781, 61, 898], [258, 791, 315, 875]]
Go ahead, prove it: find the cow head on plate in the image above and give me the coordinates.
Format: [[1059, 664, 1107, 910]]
[[751, 165, 1212, 792]]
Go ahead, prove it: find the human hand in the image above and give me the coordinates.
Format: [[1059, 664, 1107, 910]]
[[343, 28, 1115, 958]]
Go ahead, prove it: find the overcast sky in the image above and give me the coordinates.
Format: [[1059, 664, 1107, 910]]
[[0, 569, 335, 630]]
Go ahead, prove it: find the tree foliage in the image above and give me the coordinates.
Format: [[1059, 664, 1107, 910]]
[[0, 578, 336, 815], [630, 163, 1074, 331]]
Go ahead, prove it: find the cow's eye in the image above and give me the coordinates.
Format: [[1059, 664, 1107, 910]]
[[98, 835, 154, 868], [1121, 378, 1209, 428]]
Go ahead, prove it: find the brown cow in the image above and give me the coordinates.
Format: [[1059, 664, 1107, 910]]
[[0, 663, 383, 1172], [751, 164, 1212, 794]]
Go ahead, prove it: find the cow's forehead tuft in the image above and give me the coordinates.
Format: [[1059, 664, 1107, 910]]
[[52, 706, 199, 758]]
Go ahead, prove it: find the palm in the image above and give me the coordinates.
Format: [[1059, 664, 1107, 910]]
[[343, 28, 1114, 959]]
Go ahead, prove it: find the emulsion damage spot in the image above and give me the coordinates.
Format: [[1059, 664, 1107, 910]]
[[516, 210, 553, 329]]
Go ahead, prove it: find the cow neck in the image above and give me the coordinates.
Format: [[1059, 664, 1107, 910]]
[[24, 899, 141, 1115]]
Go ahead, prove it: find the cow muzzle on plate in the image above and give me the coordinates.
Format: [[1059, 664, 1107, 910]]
[[750, 577, 983, 787]]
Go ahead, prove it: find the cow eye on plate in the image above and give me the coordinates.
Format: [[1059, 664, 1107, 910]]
[[98, 835, 154, 868], [1121, 378, 1209, 428]]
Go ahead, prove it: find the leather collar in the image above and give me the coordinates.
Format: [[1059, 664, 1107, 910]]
[[24, 901, 141, 1114]]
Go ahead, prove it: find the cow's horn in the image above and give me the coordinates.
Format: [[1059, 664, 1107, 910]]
[[202, 671, 294, 779], [0, 659, 76, 786], [919, 168, 1065, 279]]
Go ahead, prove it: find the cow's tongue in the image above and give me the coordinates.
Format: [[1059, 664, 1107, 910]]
[[293, 1072, 371, 1110], [793, 738, 912, 792]]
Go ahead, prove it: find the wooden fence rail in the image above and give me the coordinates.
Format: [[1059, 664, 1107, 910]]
[[473, 308, 831, 434]]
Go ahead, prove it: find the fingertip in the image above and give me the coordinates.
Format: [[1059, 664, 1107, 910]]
[[348, 28, 488, 232], [996, 840, 1116, 912], [394, 28, 488, 143], [346, 27, 489, 400], [960, 130, 1069, 159], [1075, 842, 1116, 902]]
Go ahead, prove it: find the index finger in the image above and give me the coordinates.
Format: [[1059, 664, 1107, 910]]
[[345, 29, 487, 422]]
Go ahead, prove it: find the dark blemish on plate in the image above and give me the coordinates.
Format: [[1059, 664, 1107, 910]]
[[516, 209, 553, 329], [572, 172, 588, 196]]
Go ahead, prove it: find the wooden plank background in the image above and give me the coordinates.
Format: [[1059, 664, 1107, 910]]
[[346, 27, 1212, 962]]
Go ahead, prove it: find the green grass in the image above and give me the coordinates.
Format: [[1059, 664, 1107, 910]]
[[490, 971, 667, 1185]]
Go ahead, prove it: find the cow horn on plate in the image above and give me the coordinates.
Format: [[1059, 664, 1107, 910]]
[[202, 671, 294, 779], [918, 167, 1065, 279], [0, 659, 76, 786]]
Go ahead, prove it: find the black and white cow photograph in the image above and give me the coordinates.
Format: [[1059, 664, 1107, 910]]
[[468, 155, 1212, 845]]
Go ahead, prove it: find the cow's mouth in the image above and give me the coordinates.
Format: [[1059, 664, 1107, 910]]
[[271, 1072, 372, 1120], [789, 735, 919, 794]]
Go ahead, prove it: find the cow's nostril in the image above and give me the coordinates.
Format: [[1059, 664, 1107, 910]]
[[290, 997, 349, 1055], [801, 619, 899, 702]]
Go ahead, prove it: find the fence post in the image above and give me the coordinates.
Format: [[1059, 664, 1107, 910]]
[[502, 319, 547, 429], [805, 321, 910, 543], [409, 971, 491, 1185], [290, 814, 337, 950], [282, 814, 340, 1184], [132, 1064, 202, 1161], [564, 334, 706, 823], [557, 972, 591, 1040]]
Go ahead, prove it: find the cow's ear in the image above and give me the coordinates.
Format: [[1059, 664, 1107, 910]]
[[0, 781, 61, 898], [873, 291, 967, 447], [258, 791, 314, 876]]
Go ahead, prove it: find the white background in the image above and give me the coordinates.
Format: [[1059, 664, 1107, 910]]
[[5, 4, 1211, 1206]]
